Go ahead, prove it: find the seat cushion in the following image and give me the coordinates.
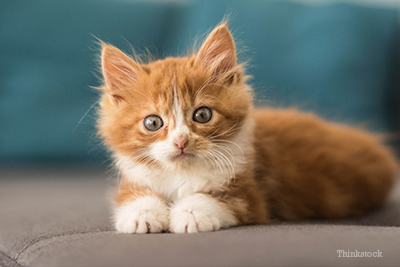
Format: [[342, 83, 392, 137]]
[[0, 167, 399, 266]]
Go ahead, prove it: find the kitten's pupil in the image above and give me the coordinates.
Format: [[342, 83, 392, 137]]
[[144, 115, 163, 131], [193, 107, 212, 123]]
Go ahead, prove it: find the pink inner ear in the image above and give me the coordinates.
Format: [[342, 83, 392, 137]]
[[111, 59, 138, 80], [196, 25, 237, 74], [102, 45, 140, 89]]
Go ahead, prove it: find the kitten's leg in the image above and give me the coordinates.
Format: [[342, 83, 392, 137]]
[[114, 179, 169, 234], [169, 193, 238, 233], [169, 180, 268, 233]]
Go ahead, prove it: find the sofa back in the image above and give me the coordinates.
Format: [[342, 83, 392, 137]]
[[1, 0, 399, 163]]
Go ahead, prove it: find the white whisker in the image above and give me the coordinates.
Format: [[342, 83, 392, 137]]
[[209, 119, 239, 139], [74, 100, 100, 132], [212, 139, 245, 160], [213, 148, 235, 181]]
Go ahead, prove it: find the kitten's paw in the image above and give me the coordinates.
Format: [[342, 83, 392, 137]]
[[115, 195, 169, 234], [170, 193, 237, 233]]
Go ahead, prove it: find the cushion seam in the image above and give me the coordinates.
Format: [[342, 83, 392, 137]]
[[0, 250, 24, 267], [14, 228, 112, 262]]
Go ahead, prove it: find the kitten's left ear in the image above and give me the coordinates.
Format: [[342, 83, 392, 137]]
[[101, 43, 141, 90], [195, 22, 237, 75]]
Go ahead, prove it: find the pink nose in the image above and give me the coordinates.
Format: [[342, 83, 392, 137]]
[[174, 134, 188, 149]]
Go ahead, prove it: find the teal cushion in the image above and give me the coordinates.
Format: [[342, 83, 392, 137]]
[[0, 0, 398, 162]]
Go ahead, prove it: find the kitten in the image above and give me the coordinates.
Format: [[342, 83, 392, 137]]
[[96, 22, 399, 234]]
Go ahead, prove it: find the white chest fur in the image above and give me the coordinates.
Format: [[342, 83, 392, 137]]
[[119, 161, 229, 202]]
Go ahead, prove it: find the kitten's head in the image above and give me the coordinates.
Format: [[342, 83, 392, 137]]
[[97, 23, 253, 172]]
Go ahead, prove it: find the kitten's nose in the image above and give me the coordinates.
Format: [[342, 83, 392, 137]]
[[173, 134, 188, 150]]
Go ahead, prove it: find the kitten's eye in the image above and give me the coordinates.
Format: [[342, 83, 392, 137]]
[[144, 115, 163, 131], [193, 107, 212, 123]]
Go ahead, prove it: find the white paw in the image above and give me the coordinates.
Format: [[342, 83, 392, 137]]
[[115, 195, 169, 234], [169, 193, 237, 233]]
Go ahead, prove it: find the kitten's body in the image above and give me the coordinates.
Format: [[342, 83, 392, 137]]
[[253, 109, 397, 220], [97, 23, 398, 233]]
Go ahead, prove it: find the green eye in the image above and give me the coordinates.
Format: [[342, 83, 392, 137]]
[[144, 115, 163, 131], [193, 107, 212, 123]]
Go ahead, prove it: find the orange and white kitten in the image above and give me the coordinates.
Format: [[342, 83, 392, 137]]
[[97, 22, 399, 234]]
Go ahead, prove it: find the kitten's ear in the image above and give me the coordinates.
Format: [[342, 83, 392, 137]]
[[101, 43, 141, 90], [195, 22, 237, 75]]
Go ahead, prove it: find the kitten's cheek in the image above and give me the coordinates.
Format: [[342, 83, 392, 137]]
[[149, 143, 170, 164], [114, 196, 169, 234], [169, 193, 238, 233]]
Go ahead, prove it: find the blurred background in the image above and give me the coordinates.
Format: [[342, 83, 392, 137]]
[[1, 0, 400, 168]]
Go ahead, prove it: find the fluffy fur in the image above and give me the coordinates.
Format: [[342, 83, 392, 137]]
[[96, 22, 399, 233]]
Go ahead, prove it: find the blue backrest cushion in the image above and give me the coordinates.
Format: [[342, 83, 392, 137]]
[[1, 0, 398, 163]]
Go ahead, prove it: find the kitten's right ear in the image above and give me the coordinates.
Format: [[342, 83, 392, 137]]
[[101, 43, 141, 90]]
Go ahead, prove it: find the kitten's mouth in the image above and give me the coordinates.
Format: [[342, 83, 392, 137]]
[[170, 151, 195, 161]]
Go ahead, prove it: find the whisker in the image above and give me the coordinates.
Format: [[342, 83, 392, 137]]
[[213, 149, 235, 181], [202, 151, 218, 171], [212, 139, 245, 160], [209, 119, 239, 139], [73, 100, 100, 132], [208, 149, 233, 182], [193, 75, 221, 99], [206, 150, 225, 177]]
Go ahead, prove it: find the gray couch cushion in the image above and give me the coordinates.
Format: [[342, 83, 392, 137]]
[[1, 167, 399, 266]]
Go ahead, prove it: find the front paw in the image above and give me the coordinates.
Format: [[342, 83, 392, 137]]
[[169, 194, 237, 233], [115, 195, 169, 234]]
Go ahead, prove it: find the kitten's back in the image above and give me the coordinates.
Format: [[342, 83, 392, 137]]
[[253, 108, 399, 220]]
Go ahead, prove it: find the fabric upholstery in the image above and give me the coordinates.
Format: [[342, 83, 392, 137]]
[[0, 168, 399, 266]]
